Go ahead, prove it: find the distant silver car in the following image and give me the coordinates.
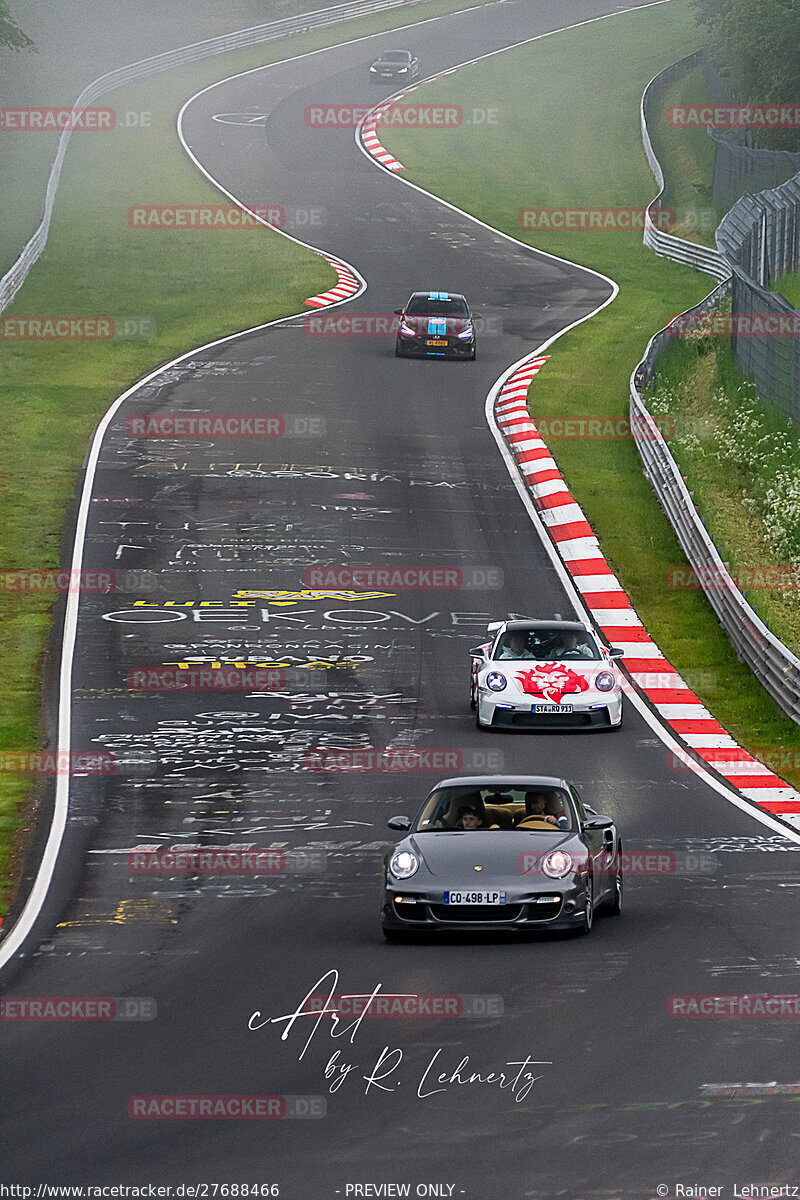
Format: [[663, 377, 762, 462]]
[[369, 49, 420, 82], [381, 775, 623, 939], [470, 618, 624, 730]]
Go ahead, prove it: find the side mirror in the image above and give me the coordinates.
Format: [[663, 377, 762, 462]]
[[469, 646, 487, 657], [387, 815, 412, 832], [608, 647, 625, 659], [584, 815, 614, 831], [472, 311, 482, 319], [393, 309, 403, 316]]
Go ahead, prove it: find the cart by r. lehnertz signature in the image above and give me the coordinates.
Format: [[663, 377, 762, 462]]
[[248, 968, 551, 1101]]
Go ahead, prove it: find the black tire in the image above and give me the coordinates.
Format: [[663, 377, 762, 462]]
[[578, 876, 594, 935], [607, 854, 623, 915]]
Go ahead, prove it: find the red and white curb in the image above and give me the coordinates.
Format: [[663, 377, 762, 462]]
[[360, 104, 405, 172], [304, 256, 362, 308], [495, 356, 800, 828]]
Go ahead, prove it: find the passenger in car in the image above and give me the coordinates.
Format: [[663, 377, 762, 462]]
[[544, 630, 595, 659], [455, 805, 497, 830], [497, 631, 529, 659]]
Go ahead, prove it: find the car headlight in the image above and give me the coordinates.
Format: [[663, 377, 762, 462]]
[[486, 671, 507, 692], [389, 850, 419, 879], [370, 65, 377, 71], [399, 320, 415, 336], [397, 67, 408, 73], [541, 850, 573, 879], [456, 325, 474, 339], [594, 670, 616, 692]]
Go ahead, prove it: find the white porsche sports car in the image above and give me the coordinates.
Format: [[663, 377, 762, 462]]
[[470, 618, 624, 731]]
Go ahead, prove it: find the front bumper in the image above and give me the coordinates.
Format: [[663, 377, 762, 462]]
[[477, 690, 622, 730], [396, 335, 475, 358], [382, 882, 589, 933]]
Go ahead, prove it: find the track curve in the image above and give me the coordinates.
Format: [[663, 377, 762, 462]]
[[4, 2, 800, 1194]]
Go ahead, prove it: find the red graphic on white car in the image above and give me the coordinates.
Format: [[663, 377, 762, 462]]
[[515, 664, 590, 704]]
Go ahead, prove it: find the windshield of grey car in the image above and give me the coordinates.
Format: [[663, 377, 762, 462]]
[[415, 786, 574, 831]]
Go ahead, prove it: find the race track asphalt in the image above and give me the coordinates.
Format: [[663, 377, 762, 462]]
[[4, 2, 800, 1195]]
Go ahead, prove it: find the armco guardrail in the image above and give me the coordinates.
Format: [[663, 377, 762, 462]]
[[640, 51, 732, 283], [0, 0, 427, 313], [632, 55, 800, 725], [630, 356, 800, 724]]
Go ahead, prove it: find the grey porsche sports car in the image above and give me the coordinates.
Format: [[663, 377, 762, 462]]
[[368, 49, 420, 82], [381, 775, 622, 939]]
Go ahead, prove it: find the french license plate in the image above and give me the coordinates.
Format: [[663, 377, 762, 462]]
[[533, 703, 573, 713], [443, 890, 506, 905], [426, 338, 448, 346]]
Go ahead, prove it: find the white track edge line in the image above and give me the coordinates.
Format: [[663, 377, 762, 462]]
[[3, 0, 521, 969], [4, 0, 793, 972]]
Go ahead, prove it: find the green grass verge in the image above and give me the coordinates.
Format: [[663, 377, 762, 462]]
[[0, 0, 503, 912], [645, 333, 800, 647], [772, 269, 800, 309], [646, 61, 725, 246], [379, 0, 800, 781]]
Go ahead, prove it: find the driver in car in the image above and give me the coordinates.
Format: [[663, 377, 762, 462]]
[[517, 790, 559, 827]]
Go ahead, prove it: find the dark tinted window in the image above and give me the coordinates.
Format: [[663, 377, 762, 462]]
[[416, 786, 573, 831], [492, 626, 600, 661], [406, 295, 469, 317]]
